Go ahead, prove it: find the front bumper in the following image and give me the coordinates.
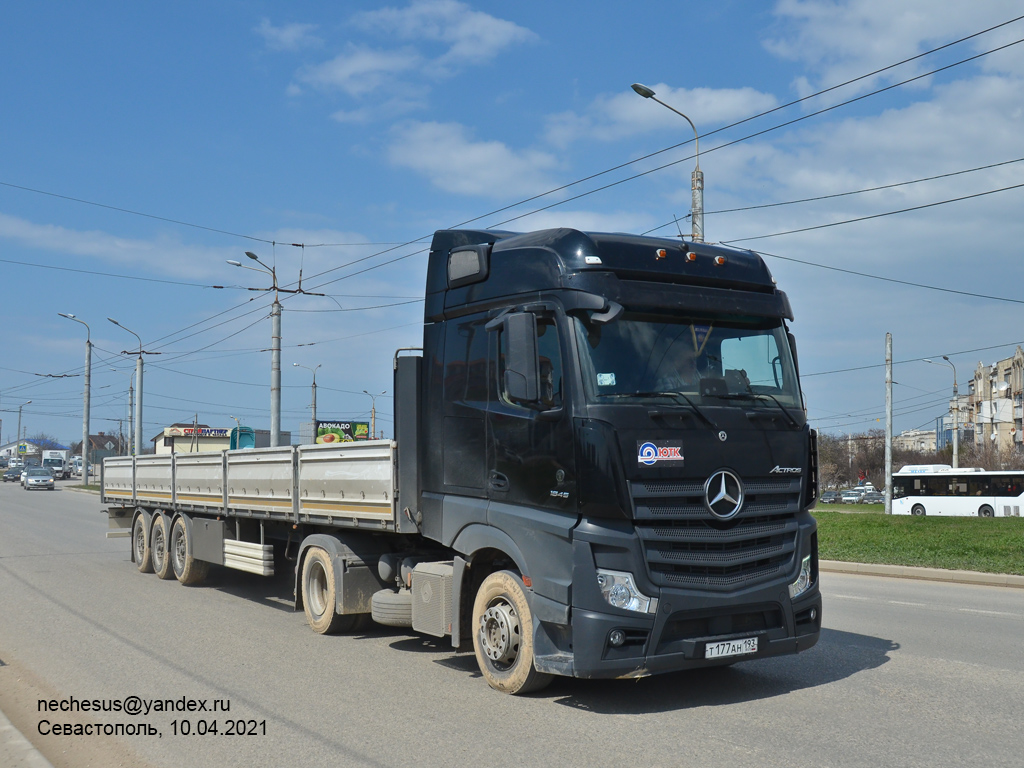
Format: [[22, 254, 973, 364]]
[[532, 516, 821, 679]]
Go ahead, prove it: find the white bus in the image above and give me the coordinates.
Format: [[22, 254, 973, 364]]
[[892, 466, 1024, 517]]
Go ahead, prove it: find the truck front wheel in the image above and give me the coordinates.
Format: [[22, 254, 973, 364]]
[[471, 571, 552, 695], [301, 547, 357, 635]]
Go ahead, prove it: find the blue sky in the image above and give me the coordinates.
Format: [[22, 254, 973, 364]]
[[2, 0, 1023, 448]]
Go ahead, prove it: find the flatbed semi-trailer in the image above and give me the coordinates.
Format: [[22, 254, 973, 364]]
[[104, 227, 822, 694]]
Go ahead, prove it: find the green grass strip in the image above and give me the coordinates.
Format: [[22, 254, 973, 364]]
[[813, 505, 1024, 575]]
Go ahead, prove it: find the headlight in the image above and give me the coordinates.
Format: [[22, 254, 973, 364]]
[[789, 555, 813, 599], [596, 569, 658, 614]]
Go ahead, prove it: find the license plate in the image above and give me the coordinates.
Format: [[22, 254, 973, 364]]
[[705, 637, 758, 659]]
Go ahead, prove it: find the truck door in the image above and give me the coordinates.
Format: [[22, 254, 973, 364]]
[[486, 311, 575, 512]]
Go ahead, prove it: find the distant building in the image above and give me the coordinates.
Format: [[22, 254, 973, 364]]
[[151, 423, 288, 454], [893, 429, 936, 453], [968, 347, 1024, 453], [70, 433, 129, 464], [1, 438, 71, 461]]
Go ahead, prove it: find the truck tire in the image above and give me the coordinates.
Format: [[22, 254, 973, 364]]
[[301, 547, 357, 634], [471, 570, 552, 695], [150, 515, 175, 580], [171, 516, 209, 586], [133, 515, 153, 574], [370, 589, 413, 627]]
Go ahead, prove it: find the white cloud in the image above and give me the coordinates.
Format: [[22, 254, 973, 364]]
[[352, 0, 537, 69], [254, 19, 322, 52], [387, 121, 560, 198], [294, 45, 422, 96], [289, 2, 536, 112], [545, 84, 778, 148], [0, 213, 232, 280], [765, 0, 1023, 98]]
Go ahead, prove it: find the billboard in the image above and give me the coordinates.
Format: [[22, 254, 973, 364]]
[[315, 421, 370, 443]]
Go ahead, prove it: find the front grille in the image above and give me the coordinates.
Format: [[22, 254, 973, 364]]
[[633, 476, 802, 590]]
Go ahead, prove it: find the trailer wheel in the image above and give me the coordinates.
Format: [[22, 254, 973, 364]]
[[133, 515, 153, 574], [911, 504, 926, 516], [151, 515, 175, 580], [978, 505, 994, 518], [471, 570, 552, 695], [301, 547, 357, 634], [171, 516, 209, 586]]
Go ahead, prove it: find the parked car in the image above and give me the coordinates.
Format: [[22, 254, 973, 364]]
[[23, 467, 55, 491], [841, 489, 864, 503], [3, 466, 22, 482], [820, 490, 841, 504], [861, 491, 885, 504]]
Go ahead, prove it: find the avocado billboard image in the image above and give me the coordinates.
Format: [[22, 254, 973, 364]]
[[315, 421, 370, 443]]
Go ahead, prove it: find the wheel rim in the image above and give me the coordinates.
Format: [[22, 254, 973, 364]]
[[152, 526, 165, 567], [173, 526, 186, 571], [307, 560, 329, 618], [479, 600, 521, 668], [134, 523, 146, 561]]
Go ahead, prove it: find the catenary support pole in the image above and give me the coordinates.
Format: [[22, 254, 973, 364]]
[[885, 333, 893, 515]]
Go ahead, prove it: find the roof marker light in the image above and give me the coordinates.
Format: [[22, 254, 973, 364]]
[[714, 255, 727, 266], [685, 252, 697, 263], [656, 249, 667, 260]]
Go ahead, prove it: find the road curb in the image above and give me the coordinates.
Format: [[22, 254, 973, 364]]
[[821, 560, 1024, 588], [0, 707, 54, 768]]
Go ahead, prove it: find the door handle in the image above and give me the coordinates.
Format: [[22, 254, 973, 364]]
[[488, 471, 509, 492]]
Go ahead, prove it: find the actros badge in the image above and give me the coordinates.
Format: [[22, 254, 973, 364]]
[[637, 440, 684, 466]]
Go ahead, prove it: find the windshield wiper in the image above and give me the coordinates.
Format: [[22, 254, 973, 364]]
[[715, 392, 801, 428], [602, 391, 721, 431]]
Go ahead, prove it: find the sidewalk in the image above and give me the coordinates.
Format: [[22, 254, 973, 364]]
[[0, 708, 53, 768], [821, 559, 1024, 588]]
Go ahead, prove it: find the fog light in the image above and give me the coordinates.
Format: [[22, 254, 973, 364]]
[[596, 569, 658, 614], [609, 629, 626, 647], [789, 555, 813, 599]]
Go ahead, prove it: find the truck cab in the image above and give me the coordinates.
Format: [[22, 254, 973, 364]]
[[411, 228, 820, 684]]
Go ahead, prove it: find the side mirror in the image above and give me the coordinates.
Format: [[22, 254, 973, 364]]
[[503, 313, 540, 403], [787, 331, 800, 378]]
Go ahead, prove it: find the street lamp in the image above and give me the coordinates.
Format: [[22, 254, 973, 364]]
[[924, 356, 958, 469], [293, 363, 321, 439], [363, 390, 386, 439], [631, 82, 704, 242], [16, 400, 31, 459], [229, 253, 282, 446], [59, 313, 92, 482], [108, 318, 145, 456]]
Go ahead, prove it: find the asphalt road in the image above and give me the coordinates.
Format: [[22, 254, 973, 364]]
[[1, 482, 1022, 768]]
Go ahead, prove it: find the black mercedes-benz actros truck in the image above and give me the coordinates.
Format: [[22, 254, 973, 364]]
[[104, 227, 821, 695]]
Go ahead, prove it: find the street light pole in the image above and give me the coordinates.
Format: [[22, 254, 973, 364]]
[[17, 400, 31, 459], [228, 252, 325, 448], [108, 318, 144, 456], [59, 313, 91, 481], [363, 390, 386, 439], [631, 82, 704, 242], [924, 356, 958, 469], [293, 363, 320, 440]]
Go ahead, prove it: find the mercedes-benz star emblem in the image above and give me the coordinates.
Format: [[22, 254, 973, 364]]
[[704, 470, 744, 519]]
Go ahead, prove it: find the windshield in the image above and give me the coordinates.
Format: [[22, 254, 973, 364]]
[[573, 311, 802, 408]]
